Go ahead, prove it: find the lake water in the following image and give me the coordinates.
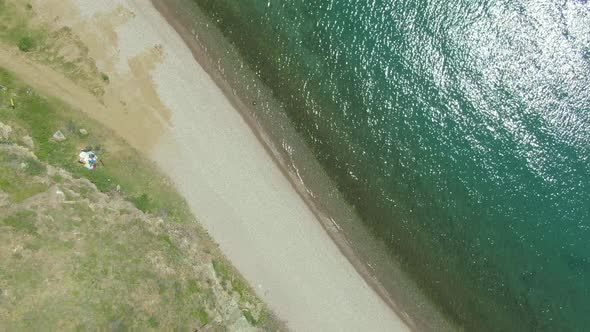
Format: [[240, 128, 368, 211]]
[[165, 0, 590, 330]]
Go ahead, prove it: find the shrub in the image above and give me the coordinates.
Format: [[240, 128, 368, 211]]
[[2, 210, 38, 235], [18, 36, 35, 52], [130, 193, 151, 212]]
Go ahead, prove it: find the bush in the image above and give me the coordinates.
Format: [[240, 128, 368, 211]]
[[242, 310, 257, 326], [2, 210, 38, 235], [18, 36, 35, 52], [130, 193, 151, 212]]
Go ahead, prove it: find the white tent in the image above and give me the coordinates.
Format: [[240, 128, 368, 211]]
[[78, 150, 98, 170]]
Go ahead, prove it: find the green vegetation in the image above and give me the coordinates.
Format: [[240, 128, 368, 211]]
[[130, 193, 151, 213], [100, 72, 109, 83], [187, 279, 201, 294], [0, 2, 281, 327], [17, 36, 34, 52], [22, 156, 45, 176], [243, 309, 258, 326], [193, 309, 210, 325], [0, 160, 215, 329], [2, 210, 37, 235], [0, 67, 280, 330], [0, 2, 46, 52], [0, 67, 192, 222], [0, 148, 48, 202], [0, 0, 105, 95], [212, 259, 268, 326]]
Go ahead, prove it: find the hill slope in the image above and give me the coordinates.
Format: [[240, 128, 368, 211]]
[[0, 69, 281, 330]]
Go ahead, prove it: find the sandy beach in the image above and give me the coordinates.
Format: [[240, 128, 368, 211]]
[[17, 1, 411, 330]]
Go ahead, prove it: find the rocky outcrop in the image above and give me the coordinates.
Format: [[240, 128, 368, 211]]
[[0, 122, 12, 141], [22, 135, 34, 149], [52, 130, 66, 141]]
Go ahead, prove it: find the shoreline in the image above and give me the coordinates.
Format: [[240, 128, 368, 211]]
[[150, 0, 417, 329], [20, 0, 414, 330]]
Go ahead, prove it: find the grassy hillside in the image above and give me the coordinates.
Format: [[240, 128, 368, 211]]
[[0, 68, 282, 330]]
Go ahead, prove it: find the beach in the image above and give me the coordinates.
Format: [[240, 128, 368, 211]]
[[20, 0, 411, 330]]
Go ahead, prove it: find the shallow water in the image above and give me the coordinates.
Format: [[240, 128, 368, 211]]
[[174, 0, 590, 330]]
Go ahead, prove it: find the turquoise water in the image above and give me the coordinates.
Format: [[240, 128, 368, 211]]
[[183, 0, 590, 330]]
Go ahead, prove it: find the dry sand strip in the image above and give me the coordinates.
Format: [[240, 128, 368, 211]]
[[141, 3, 410, 330], [22, 0, 411, 331]]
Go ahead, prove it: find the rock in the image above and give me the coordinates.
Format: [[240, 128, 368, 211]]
[[0, 122, 12, 140], [0, 190, 9, 207], [52, 130, 66, 142], [79, 128, 88, 136], [22, 135, 34, 149], [55, 189, 65, 201]]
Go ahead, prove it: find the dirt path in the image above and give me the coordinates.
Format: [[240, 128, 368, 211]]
[[0, 45, 166, 151], [0, 46, 98, 115]]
